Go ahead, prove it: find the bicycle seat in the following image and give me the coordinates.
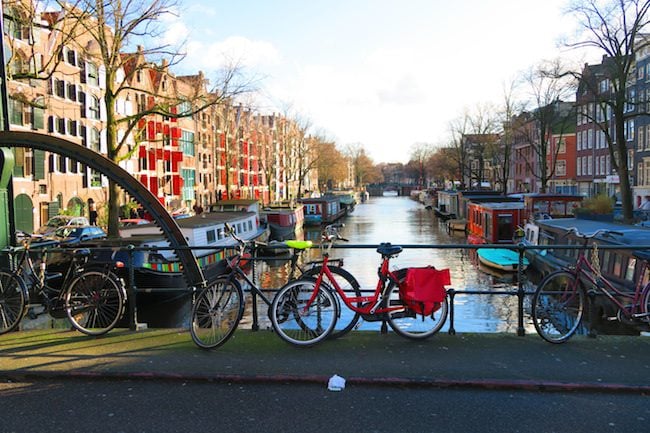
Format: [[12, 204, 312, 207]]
[[72, 248, 91, 259], [376, 243, 402, 257], [285, 240, 313, 250]]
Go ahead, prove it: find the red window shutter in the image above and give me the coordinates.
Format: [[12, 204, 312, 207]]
[[149, 176, 158, 196], [147, 121, 155, 140], [148, 150, 156, 168]]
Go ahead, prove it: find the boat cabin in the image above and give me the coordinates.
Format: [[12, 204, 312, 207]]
[[467, 201, 526, 244], [299, 196, 345, 225], [523, 194, 583, 220]]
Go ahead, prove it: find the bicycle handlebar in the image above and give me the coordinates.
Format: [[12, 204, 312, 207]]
[[563, 227, 624, 240], [322, 223, 348, 243]]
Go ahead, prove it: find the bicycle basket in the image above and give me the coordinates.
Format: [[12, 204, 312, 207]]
[[399, 267, 450, 315]]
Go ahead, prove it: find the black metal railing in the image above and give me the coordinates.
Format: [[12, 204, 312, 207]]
[[3, 242, 647, 335]]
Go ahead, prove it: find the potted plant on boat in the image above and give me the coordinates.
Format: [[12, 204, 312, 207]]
[[575, 195, 614, 221]]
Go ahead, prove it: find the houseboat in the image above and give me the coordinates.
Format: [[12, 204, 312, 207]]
[[466, 201, 526, 244], [520, 194, 584, 246], [448, 191, 521, 233], [299, 196, 346, 226], [523, 217, 650, 334], [435, 190, 459, 220], [207, 199, 261, 214], [261, 203, 305, 241], [120, 210, 268, 263], [326, 191, 357, 215]]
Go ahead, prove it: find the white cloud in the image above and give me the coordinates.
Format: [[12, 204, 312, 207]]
[[184, 36, 281, 72]]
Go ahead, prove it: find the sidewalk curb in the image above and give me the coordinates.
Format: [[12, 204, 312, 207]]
[[2, 369, 649, 394]]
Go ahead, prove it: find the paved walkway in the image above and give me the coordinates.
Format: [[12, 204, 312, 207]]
[[1, 329, 649, 393]]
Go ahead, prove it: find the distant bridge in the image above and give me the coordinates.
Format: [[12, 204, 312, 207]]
[[366, 183, 419, 197]]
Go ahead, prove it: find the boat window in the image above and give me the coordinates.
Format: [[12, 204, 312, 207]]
[[625, 258, 636, 282], [237, 223, 242, 234], [496, 214, 513, 241], [641, 266, 650, 287], [207, 229, 216, 244], [613, 254, 623, 277], [602, 251, 611, 273], [248, 220, 253, 231]]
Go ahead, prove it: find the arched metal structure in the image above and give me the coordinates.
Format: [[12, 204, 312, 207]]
[[0, 131, 205, 287]]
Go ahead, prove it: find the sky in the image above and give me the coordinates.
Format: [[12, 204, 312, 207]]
[[165, 0, 591, 164]]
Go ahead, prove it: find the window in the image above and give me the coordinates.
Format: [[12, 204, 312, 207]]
[[90, 128, 101, 152], [599, 79, 609, 93], [32, 101, 44, 130], [89, 95, 100, 120], [55, 79, 65, 98], [180, 130, 195, 156], [8, 98, 24, 126], [556, 160, 566, 176], [557, 139, 566, 154], [67, 49, 76, 66], [206, 229, 216, 243], [87, 62, 99, 86], [90, 169, 102, 187]]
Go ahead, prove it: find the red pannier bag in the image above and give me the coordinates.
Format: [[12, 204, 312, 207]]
[[399, 267, 450, 316]]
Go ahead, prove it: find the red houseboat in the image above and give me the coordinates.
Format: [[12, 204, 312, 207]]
[[467, 201, 526, 244]]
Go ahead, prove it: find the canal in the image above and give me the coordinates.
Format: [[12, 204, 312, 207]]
[[243, 195, 533, 334]]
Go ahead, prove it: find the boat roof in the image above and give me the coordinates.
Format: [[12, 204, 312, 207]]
[[299, 196, 340, 203], [177, 212, 253, 228], [469, 202, 525, 210], [536, 218, 650, 245]]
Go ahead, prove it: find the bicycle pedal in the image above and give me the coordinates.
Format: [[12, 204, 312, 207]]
[[605, 316, 618, 321]]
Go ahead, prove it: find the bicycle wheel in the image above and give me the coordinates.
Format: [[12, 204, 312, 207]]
[[0, 271, 27, 334], [190, 278, 244, 349], [385, 277, 448, 339], [532, 270, 586, 344], [65, 271, 126, 336], [270, 277, 338, 347], [302, 266, 361, 339]]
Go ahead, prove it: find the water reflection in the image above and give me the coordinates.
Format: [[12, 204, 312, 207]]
[[244, 196, 534, 334]]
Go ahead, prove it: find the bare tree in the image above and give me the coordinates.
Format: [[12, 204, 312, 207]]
[[463, 103, 500, 189], [566, 0, 650, 222], [447, 115, 470, 189], [12, 0, 255, 235], [493, 79, 525, 194], [408, 142, 433, 188], [520, 59, 576, 193]]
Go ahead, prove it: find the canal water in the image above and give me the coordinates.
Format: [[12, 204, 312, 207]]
[[243, 195, 533, 334]]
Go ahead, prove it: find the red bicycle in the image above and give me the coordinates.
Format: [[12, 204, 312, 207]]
[[269, 224, 451, 346]]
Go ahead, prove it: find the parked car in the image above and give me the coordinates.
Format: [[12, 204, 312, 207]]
[[36, 215, 90, 236], [119, 218, 151, 227], [47, 225, 107, 245]]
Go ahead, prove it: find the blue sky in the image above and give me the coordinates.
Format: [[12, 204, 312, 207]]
[[166, 0, 589, 163]]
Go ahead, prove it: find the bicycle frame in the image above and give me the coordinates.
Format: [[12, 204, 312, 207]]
[[568, 247, 649, 320], [312, 252, 402, 316]]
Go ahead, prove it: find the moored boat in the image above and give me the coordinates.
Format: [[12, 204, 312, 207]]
[[299, 196, 345, 226], [477, 248, 529, 272], [261, 203, 305, 241], [466, 201, 526, 244]]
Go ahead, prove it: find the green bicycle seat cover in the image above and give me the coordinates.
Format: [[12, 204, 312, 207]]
[[285, 240, 313, 250]]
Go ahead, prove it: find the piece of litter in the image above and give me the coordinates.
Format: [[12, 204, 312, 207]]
[[328, 374, 346, 391]]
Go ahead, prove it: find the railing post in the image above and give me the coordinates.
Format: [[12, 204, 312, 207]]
[[516, 243, 526, 336], [126, 244, 138, 331], [447, 288, 456, 335]]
